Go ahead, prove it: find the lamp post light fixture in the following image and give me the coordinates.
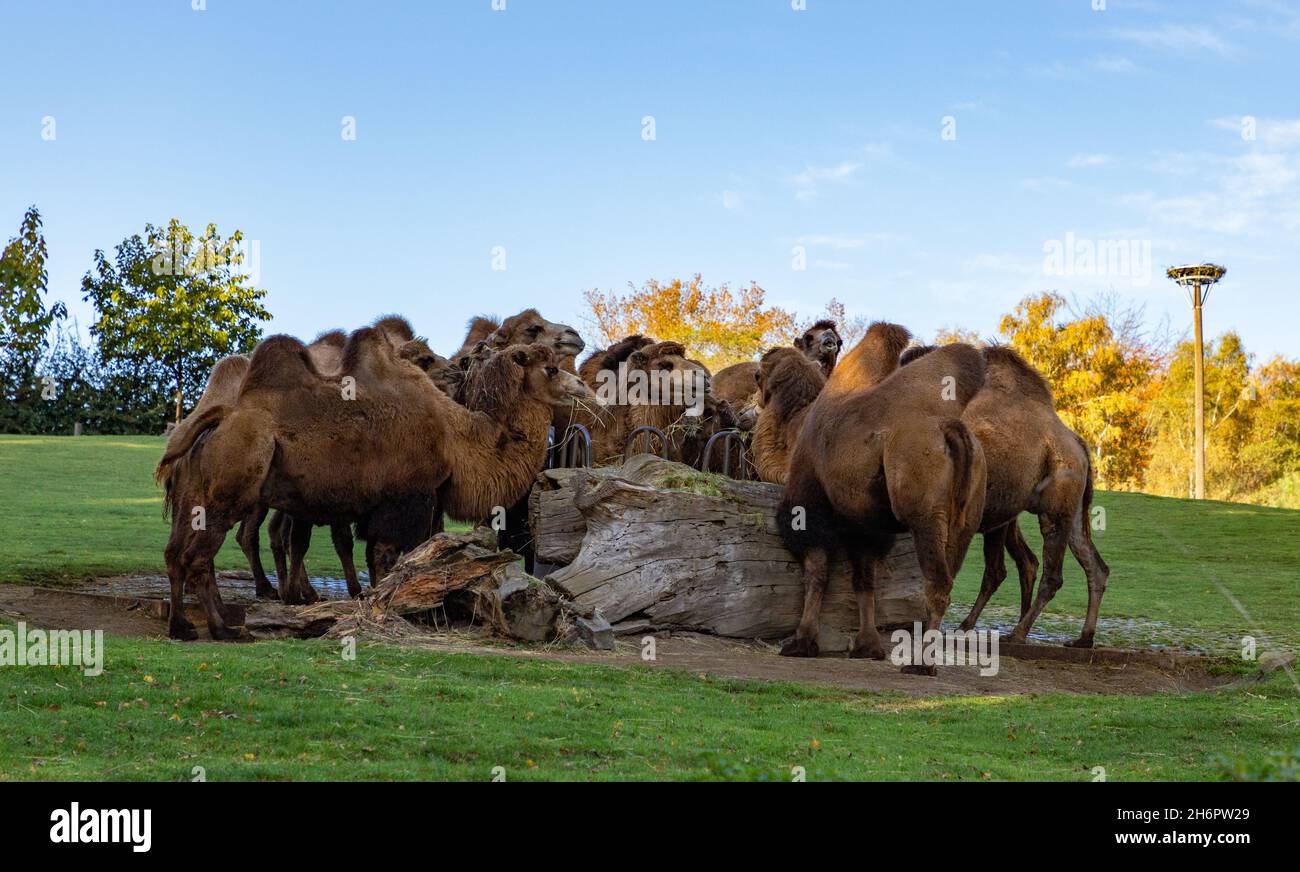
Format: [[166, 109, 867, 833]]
[[1166, 263, 1226, 500]]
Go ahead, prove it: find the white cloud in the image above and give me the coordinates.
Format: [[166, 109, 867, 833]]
[[1068, 153, 1112, 169], [1090, 55, 1139, 74], [795, 232, 896, 250], [1108, 24, 1236, 55], [721, 190, 743, 211], [791, 162, 861, 200]]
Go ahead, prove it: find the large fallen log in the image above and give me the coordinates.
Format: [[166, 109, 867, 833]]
[[541, 455, 927, 651]]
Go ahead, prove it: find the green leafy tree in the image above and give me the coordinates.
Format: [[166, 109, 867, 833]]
[[82, 219, 271, 423], [1, 206, 67, 411]]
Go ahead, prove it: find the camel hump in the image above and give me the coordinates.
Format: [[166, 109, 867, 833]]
[[898, 344, 936, 367], [865, 321, 913, 360], [372, 314, 415, 342], [983, 345, 1054, 406], [310, 329, 347, 349], [197, 355, 250, 405], [899, 342, 985, 406], [244, 335, 320, 393]]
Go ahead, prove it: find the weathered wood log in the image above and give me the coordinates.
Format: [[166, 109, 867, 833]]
[[544, 455, 927, 652], [244, 529, 566, 643]]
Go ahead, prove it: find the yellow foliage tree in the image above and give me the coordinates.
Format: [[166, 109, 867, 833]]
[[583, 275, 795, 372], [998, 292, 1158, 489]]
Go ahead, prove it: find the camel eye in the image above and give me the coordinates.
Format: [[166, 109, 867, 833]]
[[659, 361, 673, 370], [545, 366, 558, 376], [527, 325, 543, 336]]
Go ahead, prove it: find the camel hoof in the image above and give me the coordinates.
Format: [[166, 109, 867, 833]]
[[255, 585, 280, 600], [1064, 636, 1094, 649], [779, 637, 819, 658], [957, 619, 976, 632], [900, 664, 937, 676], [208, 623, 244, 641], [168, 622, 199, 642], [281, 585, 319, 606], [849, 643, 886, 660], [1004, 632, 1027, 645]]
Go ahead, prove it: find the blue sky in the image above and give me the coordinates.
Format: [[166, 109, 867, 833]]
[[4, 0, 1299, 361]]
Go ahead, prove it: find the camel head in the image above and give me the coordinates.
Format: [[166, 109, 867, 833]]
[[397, 338, 453, 384], [626, 340, 711, 413], [489, 309, 585, 360], [506, 344, 595, 408], [793, 319, 843, 376]]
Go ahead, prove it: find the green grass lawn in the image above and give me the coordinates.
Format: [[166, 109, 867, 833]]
[[0, 435, 1297, 781], [3, 634, 1296, 781]]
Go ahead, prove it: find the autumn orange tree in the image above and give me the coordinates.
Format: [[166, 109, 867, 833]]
[[998, 292, 1159, 489], [583, 275, 796, 371]]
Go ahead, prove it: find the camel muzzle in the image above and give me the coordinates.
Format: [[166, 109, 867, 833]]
[[557, 332, 585, 356]]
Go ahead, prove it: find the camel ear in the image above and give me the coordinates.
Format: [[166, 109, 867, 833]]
[[511, 348, 531, 367], [793, 335, 807, 351], [628, 350, 649, 369]]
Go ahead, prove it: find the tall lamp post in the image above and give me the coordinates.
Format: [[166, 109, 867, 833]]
[[1166, 263, 1226, 500]]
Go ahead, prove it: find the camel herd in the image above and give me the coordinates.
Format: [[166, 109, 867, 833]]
[[156, 309, 1108, 674]]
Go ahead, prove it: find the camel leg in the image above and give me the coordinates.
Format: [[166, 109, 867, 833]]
[[1064, 512, 1109, 649], [1007, 515, 1070, 644], [331, 523, 361, 597], [236, 504, 278, 600], [903, 522, 955, 676], [958, 524, 1009, 632], [178, 524, 242, 640], [280, 518, 320, 605], [163, 526, 198, 641], [370, 539, 400, 586], [1005, 518, 1039, 620], [780, 546, 828, 657], [268, 509, 289, 589], [847, 549, 886, 659]]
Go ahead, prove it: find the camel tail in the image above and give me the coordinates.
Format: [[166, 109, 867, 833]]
[[154, 405, 229, 518], [941, 418, 978, 519], [1073, 432, 1101, 550]]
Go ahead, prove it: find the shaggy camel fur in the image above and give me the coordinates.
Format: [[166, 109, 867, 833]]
[[451, 311, 588, 570], [751, 347, 826, 485], [453, 309, 585, 373], [713, 320, 844, 423], [158, 330, 593, 640], [899, 344, 1109, 647], [267, 318, 432, 600], [778, 341, 988, 674], [574, 340, 726, 468], [750, 321, 908, 483]]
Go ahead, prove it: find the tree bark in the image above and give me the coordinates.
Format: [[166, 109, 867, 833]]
[[539, 455, 927, 651]]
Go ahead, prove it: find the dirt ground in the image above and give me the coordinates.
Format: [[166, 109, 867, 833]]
[[0, 576, 1241, 698]]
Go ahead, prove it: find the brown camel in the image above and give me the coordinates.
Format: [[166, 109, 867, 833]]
[[750, 347, 826, 484], [750, 321, 908, 483], [713, 320, 844, 422], [267, 318, 430, 601], [562, 337, 736, 470], [898, 344, 1109, 647], [777, 340, 988, 674], [451, 311, 588, 570], [158, 330, 593, 640]]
